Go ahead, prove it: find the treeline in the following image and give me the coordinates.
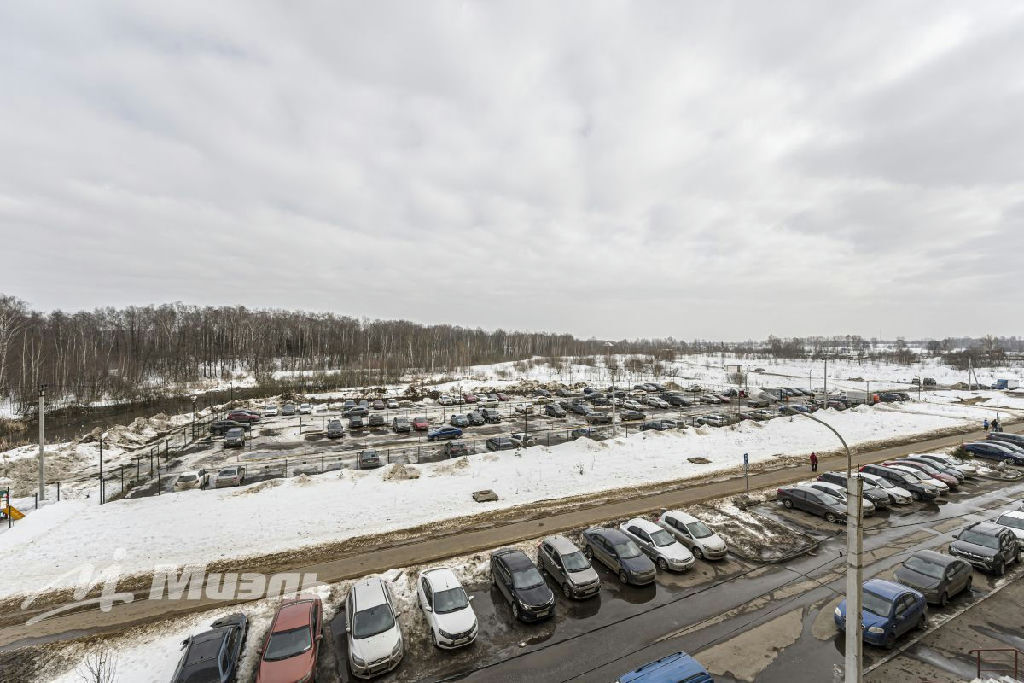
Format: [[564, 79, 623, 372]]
[[0, 295, 638, 414]]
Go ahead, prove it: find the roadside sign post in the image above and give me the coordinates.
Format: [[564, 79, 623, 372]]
[[743, 452, 749, 492]]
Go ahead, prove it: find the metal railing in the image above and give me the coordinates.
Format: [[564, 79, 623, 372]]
[[969, 648, 1021, 681]]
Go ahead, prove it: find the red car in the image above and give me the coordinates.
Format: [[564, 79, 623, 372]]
[[496, 393, 510, 401], [412, 416, 430, 431], [462, 393, 478, 404], [256, 597, 323, 683], [227, 410, 260, 424]]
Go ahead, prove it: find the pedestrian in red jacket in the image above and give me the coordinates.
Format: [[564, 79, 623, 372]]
[[810, 452, 818, 472]]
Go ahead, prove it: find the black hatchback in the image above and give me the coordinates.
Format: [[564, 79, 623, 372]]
[[491, 548, 555, 622], [171, 613, 248, 683]]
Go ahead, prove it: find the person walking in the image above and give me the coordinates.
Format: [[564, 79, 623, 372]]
[[810, 451, 818, 472], [984, 418, 990, 430], [992, 418, 1001, 432]]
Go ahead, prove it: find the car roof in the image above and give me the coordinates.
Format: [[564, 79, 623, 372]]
[[968, 521, 1007, 535], [812, 481, 843, 491], [492, 548, 532, 569], [863, 579, 911, 600], [421, 567, 462, 591], [587, 527, 629, 543], [664, 510, 700, 525], [625, 517, 664, 533], [543, 535, 580, 554], [350, 577, 388, 609], [907, 549, 959, 566], [272, 598, 315, 631], [998, 510, 1024, 521]]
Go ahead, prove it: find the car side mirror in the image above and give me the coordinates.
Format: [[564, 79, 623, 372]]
[[316, 633, 323, 641], [424, 605, 432, 612], [345, 625, 350, 633], [468, 595, 475, 602]]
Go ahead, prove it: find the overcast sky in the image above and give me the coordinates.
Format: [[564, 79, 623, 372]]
[[2, 1, 1022, 341]]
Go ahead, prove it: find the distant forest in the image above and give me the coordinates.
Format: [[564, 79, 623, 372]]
[[0, 294, 1018, 415]]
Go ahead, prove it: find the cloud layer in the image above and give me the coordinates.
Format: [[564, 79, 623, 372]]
[[2, 1, 1022, 339]]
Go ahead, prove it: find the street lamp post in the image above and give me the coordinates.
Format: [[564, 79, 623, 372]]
[[38, 384, 47, 500], [191, 396, 198, 441], [794, 410, 862, 683], [99, 431, 107, 505]]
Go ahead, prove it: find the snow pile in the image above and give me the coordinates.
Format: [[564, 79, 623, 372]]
[[0, 405, 978, 600], [382, 463, 421, 481]]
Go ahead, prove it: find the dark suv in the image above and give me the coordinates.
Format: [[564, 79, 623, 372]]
[[860, 464, 939, 501], [580, 527, 656, 586], [544, 404, 567, 418], [949, 521, 1022, 575], [481, 408, 502, 423], [326, 419, 345, 438], [776, 485, 847, 523], [171, 613, 248, 683], [490, 548, 555, 622], [486, 437, 516, 451]]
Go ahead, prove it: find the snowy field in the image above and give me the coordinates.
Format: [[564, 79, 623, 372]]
[[0, 399, 999, 602]]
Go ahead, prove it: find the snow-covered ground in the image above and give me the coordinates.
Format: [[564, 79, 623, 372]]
[[0, 400, 996, 602]]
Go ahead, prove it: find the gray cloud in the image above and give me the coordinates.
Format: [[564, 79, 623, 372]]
[[1, 0, 1022, 340]]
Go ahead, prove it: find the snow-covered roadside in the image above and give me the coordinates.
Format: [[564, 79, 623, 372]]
[[0, 405, 981, 601]]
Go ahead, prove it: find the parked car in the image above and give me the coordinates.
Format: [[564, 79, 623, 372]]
[[807, 481, 877, 515], [570, 427, 593, 440], [392, 417, 411, 433], [412, 416, 430, 431], [450, 414, 470, 428], [538, 535, 601, 599], [570, 402, 592, 416], [173, 471, 206, 492], [349, 415, 366, 430], [261, 405, 279, 417], [916, 452, 977, 477], [256, 597, 322, 683], [223, 427, 246, 449], [834, 579, 926, 648], [428, 426, 463, 442], [417, 567, 477, 649], [860, 464, 940, 501], [490, 548, 555, 622], [371, 399, 385, 411], [344, 577, 404, 678], [208, 466, 245, 489], [657, 510, 728, 560], [533, 389, 552, 398], [485, 437, 516, 451], [950, 521, 1022, 575], [994, 510, 1024, 549], [777, 485, 847, 523], [386, 399, 400, 409], [298, 403, 313, 415], [358, 450, 382, 469], [481, 408, 502, 423], [884, 463, 949, 494], [345, 406, 369, 418], [514, 403, 534, 415], [325, 419, 345, 439], [620, 517, 695, 572], [620, 410, 645, 422], [510, 433, 537, 448], [639, 420, 672, 431], [897, 458, 961, 489], [616, 651, 713, 683], [856, 472, 913, 505], [987, 432, 1024, 449], [281, 404, 297, 417], [964, 441, 1024, 466], [663, 394, 692, 407], [443, 441, 469, 458], [226, 410, 259, 425], [697, 415, 728, 427], [211, 419, 246, 436], [580, 527, 657, 586], [368, 414, 385, 428], [645, 396, 670, 409], [585, 412, 613, 425], [172, 613, 248, 683], [462, 393, 479, 404], [437, 395, 454, 406], [894, 550, 973, 606], [544, 404, 566, 418]]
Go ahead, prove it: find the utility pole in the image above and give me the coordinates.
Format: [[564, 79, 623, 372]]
[[99, 432, 105, 505], [38, 384, 47, 500]]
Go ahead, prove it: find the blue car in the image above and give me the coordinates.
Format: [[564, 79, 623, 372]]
[[427, 426, 464, 441], [834, 579, 927, 648], [963, 441, 1024, 466], [618, 651, 713, 682]]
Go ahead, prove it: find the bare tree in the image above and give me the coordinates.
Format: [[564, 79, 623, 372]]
[[77, 649, 117, 683]]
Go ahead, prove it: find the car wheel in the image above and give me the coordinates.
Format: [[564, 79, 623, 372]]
[[782, 499, 793, 509], [912, 491, 922, 501], [825, 512, 837, 524], [657, 558, 668, 572], [693, 546, 704, 560], [491, 573, 496, 587], [884, 632, 896, 650], [938, 592, 947, 608], [583, 546, 593, 560], [917, 612, 927, 630], [431, 629, 440, 648], [618, 570, 629, 584], [1005, 458, 1015, 466], [562, 582, 573, 599], [995, 560, 1005, 577], [511, 602, 520, 621]]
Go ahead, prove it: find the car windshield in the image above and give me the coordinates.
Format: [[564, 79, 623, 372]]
[[871, 477, 894, 489], [178, 474, 197, 483], [861, 590, 894, 617], [264, 626, 312, 661], [959, 530, 999, 549], [613, 541, 642, 559], [650, 529, 676, 547], [352, 604, 395, 639], [511, 567, 545, 590], [561, 551, 590, 572], [219, 469, 236, 476], [997, 515, 1024, 531], [686, 521, 714, 539], [898, 469, 926, 481], [432, 587, 469, 614], [903, 556, 945, 579]]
